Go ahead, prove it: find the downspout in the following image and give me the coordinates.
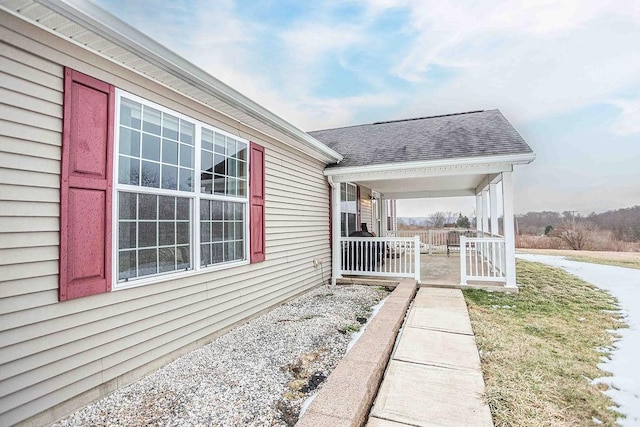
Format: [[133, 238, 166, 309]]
[[327, 176, 341, 286]]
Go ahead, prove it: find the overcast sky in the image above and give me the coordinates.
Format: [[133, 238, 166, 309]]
[[95, 0, 640, 216]]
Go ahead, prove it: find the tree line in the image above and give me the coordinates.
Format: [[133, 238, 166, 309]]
[[517, 206, 640, 242], [514, 206, 640, 250]]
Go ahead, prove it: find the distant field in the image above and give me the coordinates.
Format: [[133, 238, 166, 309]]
[[516, 248, 640, 270]]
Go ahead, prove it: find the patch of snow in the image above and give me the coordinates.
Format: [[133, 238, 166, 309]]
[[593, 416, 603, 424], [517, 254, 640, 426], [299, 393, 317, 417]]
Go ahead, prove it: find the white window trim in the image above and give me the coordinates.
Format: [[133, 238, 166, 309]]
[[341, 182, 358, 236], [112, 89, 250, 290]]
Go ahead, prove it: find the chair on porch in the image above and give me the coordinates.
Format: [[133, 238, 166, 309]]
[[446, 230, 476, 256]]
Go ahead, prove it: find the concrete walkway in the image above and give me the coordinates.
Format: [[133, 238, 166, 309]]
[[367, 287, 493, 426]]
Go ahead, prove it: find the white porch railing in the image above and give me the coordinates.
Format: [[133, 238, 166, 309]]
[[460, 235, 506, 285], [340, 236, 420, 280], [393, 229, 476, 254]]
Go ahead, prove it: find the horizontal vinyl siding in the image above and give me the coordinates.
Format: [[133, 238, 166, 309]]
[[0, 22, 331, 427], [359, 185, 373, 233]]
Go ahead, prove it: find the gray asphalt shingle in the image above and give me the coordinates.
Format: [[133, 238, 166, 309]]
[[308, 110, 533, 168]]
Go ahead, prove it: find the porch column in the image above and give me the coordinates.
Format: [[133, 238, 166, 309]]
[[489, 183, 499, 236], [482, 190, 489, 235], [380, 197, 388, 237], [475, 193, 482, 233], [390, 200, 397, 232], [502, 171, 517, 288], [331, 181, 342, 286]]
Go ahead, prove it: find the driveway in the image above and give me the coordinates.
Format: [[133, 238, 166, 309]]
[[517, 254, 640, 426]]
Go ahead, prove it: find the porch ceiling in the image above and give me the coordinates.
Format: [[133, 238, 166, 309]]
[[326, 155, 526, 199], [359, 174, 485, 199]]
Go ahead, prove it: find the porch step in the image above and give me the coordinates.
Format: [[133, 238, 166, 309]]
[[336, 277, 402, 287], [419, 281, 519, 294]]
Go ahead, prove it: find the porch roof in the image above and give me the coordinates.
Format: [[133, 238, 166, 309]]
[[314, 110, 534, 200], [309, 110, 532, 169]]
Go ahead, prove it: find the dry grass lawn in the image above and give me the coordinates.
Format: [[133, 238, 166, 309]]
[[517, 248, 640, 270], [464, 259, 626, 426]]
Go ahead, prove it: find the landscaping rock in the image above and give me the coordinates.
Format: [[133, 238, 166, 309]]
[[52, 285, 386, 427]]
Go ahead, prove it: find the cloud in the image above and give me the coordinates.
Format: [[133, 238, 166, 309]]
[[609, 97, 640, 135], [96, 0, 640, 130], [93, 0, 640, 214], [380, 1, 640, 125]]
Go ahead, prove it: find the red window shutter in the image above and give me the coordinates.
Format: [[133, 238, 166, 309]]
[[59, 68, 114, 301], [249, 142, 266, 263]]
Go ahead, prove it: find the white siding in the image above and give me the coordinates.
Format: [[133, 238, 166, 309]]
[[359, 185, 374, 233], [0, 17, 331, 426]]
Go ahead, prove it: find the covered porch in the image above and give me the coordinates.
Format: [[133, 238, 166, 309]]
[[328, 165, 526, 291], [336, 231, 517, 292], [310, 109, 535, 292]]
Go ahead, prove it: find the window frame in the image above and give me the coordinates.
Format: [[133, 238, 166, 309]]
[[340, 182, 358, 237], [112, 90, 250, 290]]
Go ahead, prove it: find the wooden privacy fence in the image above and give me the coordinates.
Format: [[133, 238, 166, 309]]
[[340, 236, 420, 280]]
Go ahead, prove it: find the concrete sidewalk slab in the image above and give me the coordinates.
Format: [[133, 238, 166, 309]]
[[369, 361, 493, 427], [413, 293, 468, 311], [406, 306, 474, 335], [418, 287, 464, 299], [394, 327, 481, 371], [367, 417, 411, 426]]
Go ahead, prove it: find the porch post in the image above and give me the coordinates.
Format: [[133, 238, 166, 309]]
[[380, 197, 388, 237], [489, 182, 499, 267], [482, 190, 489, 235], [331, 181, 342, 286], [501, 172, 517, 288], [475, 193, 482, 233], [489, 183, 499, 236]]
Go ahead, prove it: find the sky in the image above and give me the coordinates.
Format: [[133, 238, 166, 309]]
[[94, 0, 640, 217]]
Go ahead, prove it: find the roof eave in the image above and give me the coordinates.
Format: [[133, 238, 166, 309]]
[[35, 0, 343, 163], [324, 152, 536, 176]]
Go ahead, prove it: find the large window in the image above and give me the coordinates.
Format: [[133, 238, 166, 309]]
[[115, 91, 248, 286], [340, 182, 357, 237]]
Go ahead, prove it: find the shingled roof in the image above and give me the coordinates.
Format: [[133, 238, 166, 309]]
[[308, 110, 533, 169]]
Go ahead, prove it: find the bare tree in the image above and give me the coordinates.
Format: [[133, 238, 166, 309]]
[[551, 219, 593, 250], [428, 211, 446, 228], [444, 211, 458, 224]]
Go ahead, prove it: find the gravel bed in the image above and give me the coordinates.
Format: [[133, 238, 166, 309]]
[[52, 285, 388, 427]]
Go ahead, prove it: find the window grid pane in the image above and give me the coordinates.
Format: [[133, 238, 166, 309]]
[[117, 192, 192, 281], [200, 129, 247, 196], [200, 200, 245, 267], [119, 97, 195, 194]]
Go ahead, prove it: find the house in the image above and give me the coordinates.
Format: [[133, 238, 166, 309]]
[[0, 1, 533, 425]]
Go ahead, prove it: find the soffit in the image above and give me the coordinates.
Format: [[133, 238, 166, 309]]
[[1, 0, 342, 164], [329, 159, 513, 199]]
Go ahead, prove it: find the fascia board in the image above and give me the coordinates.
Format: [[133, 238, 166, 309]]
[[324, 152, 536, 177], [36, 0, 343, 163]]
